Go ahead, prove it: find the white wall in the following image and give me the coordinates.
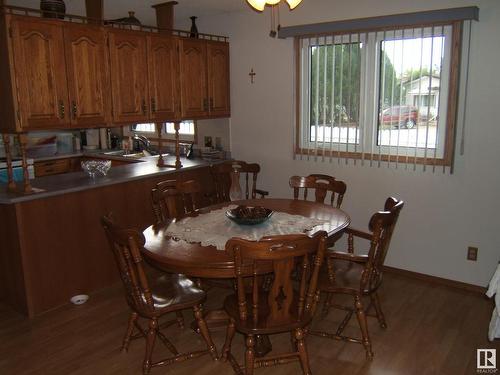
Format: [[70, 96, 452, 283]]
[[194, 0, 500, 287]]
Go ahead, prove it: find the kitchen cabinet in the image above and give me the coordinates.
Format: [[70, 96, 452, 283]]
[[0, 13, 230, 133], [207, 41, 230, 117], [63, 23, 110, 127], [180, 38, 230, 119], [148, 35, 181, 121], [9, 17, 69, 130], [0, 164, 216, 317], [108, 30, 182, 124], [179, 38, 208, 118], [108, 29, 149, 124], [34, 155, 139, 177], [0, 15, 110, 131], [34, 158, 72, 177]]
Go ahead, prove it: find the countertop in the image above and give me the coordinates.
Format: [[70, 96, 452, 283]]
[[0, 154, 218, 204]]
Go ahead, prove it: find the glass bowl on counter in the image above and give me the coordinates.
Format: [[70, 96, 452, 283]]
[[81, 159, 111, 179]]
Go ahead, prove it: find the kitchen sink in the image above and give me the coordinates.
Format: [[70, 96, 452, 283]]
[[103, 150, 147, 159]]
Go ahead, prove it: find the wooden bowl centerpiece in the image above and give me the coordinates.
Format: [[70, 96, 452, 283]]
[[226, 205, 273, 225]]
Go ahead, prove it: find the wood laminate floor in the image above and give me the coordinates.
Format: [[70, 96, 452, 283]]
[[0, 272, 498, 375]]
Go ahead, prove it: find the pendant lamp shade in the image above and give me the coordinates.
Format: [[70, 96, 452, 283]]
[[246, 0, 302, 12]]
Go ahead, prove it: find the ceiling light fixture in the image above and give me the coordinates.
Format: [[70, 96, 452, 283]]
[[246, 0, 302, 12]]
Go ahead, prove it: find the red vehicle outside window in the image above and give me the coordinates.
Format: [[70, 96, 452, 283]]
[[380, 105, 419, 129]]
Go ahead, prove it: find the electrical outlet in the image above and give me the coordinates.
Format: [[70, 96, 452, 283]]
[[467, 247, 478, 261]]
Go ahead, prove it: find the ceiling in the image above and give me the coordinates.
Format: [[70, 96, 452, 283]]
[[7, 0, 251, 26], [169, 0, 249, 21]]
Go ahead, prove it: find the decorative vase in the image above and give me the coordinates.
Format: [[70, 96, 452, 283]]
[[40, 0, 66, 19], [229, 165, 243, 202], [190, 16, 199, 38]]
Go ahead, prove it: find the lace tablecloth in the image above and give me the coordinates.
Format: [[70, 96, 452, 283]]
[[165, 205, 329, 250]]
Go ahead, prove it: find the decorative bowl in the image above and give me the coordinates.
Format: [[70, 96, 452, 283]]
[[226, 205, 273, 225], [81, 160, 111, 179]]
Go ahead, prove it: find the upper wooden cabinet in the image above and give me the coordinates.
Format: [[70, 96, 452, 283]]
[[207, 42, 230, 118], [0, 14, 229, 132], [63, 23, 110, 127], [180, 39, 230, 119], [180, 38, 208, 119], [108, 30, 149, 124], [148, 35, 181, 121], [1, 15, 110, 131], [9, 17, 69, 130], [108, 30, 181, 124]]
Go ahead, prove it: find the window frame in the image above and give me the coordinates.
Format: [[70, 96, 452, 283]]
[[294, 20, 462, 166], [131, 121, 198, 144]]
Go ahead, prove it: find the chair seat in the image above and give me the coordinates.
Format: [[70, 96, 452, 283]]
[[223, 291, 313, 335], [150, 274, 206, 314], [318, 259, 366, 294]]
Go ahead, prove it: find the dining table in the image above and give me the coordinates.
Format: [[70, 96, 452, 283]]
[[141, 198, 351, 356]]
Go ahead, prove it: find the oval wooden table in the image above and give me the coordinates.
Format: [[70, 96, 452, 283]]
[[142, 198, 350, 357], [143, 198, 350, 276]]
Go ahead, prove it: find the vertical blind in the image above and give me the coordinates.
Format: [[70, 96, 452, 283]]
[[287, 8, 478, 173]]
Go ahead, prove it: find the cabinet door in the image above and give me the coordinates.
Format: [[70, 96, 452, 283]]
[[108, 30, 149, 124], [207, 42, 230, 117], [63, 24, 110, 127], [179, 38, 207, 118], [10, 17, 69, 129], [148, 35, 180, 121]]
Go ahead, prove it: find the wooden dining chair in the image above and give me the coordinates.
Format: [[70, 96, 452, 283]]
[[211, 160, 269, 203], [151, 179, 202, 223], [151, 179, 231, 291], [289, 174, 347, 208], [221, 231, 328, 375], [101, 214, 217, 374], [309, 197, 404, 359]]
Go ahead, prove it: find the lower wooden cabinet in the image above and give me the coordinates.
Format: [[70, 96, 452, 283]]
[[34, 156, 140, 177], [34, 159, 72, 177], [0, 165, 216, 317]]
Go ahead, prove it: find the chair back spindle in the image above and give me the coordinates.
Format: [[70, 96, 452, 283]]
[[211, 161, 262, 202], [226, 232, 327, 326], [151, 179, 202, 223], [289, 174, 347, 208]]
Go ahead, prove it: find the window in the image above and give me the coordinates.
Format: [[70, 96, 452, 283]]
[[132, 121, 196, 136], [133, 123, 156, 133], [165, 122, 195, 135], [297, 23, 461, 167]]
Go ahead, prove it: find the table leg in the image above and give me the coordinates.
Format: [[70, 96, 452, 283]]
[[191, 309, 229, 333], [254, 335, 272, 357], [191, 309, 272, 357]]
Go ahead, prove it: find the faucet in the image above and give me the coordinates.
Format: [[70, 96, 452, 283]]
[[131, 134, 158, 155]]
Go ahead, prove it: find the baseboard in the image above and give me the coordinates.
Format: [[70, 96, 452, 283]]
[[383, 265, 487, 295]]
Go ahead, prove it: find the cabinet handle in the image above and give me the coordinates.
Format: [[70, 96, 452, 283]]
[[151, 98, 156, 114], [142, 99, 147, 115], [203, 98, 208, 112], [58, 100, 65, 119], [72, 101, 77, 119]]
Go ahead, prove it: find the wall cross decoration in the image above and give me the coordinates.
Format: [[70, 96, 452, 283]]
[[249, 68, 256, 84]]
